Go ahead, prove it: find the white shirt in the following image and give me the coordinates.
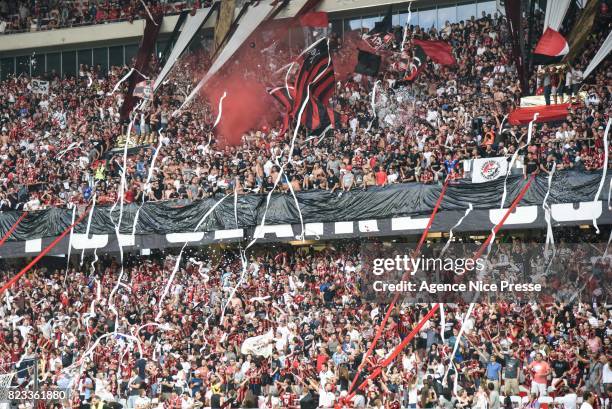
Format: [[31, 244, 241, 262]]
[[603, 362, 612, 384], [579, 402, 593, 409], [318, 388, 335, 408], [555, 393, 577, 409], [319, 370, 334, 388], [135, 396, 151, 408], [571, 69, 583, 84], [263, 160, 274, 177]]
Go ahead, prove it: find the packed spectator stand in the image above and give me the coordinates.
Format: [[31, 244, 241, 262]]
[[0, 8, 610, 211], [0, 1, 208, 35], [0, 2, 610, 409], [0, 236, 610, 408]]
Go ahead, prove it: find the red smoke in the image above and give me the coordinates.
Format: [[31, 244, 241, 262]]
[[200, 20, 299, 146], [203, 71, 278, 146]]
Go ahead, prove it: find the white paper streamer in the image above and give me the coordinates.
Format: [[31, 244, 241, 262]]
[[63, 205, 76, 282], [212, 91, 227, 129], [155, 194, 231, 321], [401, 2, 412, 50], [107, 68, 149, 96], [366, 80, 381, 132], [284, 62, 295, 99], [107, 102, 144, 329], [440, 303, 445, 343], [218, 40, 332, 324], [443, 303, 475, 390], [63, 332, 143, 374], [199, 92, 227, 155], [250, 296, 271, 303], [57, 142, 82, 160], [498, 114, 508, 134], [154, 92, 228, 320], [500, 113, 538, 208], [440, 203, 473, 256], [140, 0, 159, 26], [80, 193, 97, 266], [108, 68, 134, 96], [131, 134, 163, 236], [543, 162, 556, 254], [592, 118, 611, 234]]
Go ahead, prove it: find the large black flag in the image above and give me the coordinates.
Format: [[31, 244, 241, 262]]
[[355, 50, 382, 76], [369, 6, 393, 35]]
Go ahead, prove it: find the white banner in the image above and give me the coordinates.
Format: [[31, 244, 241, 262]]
[[176, 0, 279, 115], [154, 7, 214, 92], [240, 329, 275, 358], [543, 0, 571, 33], [31, 79, 49, 94], [584, 29, 612, 79], [471, 157, 510, 183]]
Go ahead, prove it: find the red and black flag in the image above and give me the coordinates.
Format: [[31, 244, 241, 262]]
[[291, 37, 335, 117], [404, 44, 427, 81], [133, 80, 153, 99], [363, 6, 395, 51], [533, 28, 569, 65], [412, 39, 456, 66], [268, 85, 294, 112], [301, 95, 341, 132], [268, 85, 295, 136]]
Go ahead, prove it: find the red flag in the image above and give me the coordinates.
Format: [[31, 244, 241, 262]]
[[533, 28, 569, 64], [299, 12, 328, 28], [412, 39, 456, 66], [333, 31, 377, 81], [508, 103, 571, 125]]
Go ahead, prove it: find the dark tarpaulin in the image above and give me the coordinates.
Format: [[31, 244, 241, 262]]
[[0, 171, 609, 241]]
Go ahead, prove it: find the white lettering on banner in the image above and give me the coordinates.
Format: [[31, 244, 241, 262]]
[[488, 206, 538, 225], [359, 220, 379, 232], [551, 202, 602, 222], [70, 234, 109, 250], [391, 216, 429, 231]]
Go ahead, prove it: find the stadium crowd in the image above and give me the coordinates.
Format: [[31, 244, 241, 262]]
[[0, 1, 202, 34], [0, 236, 610, 408], [0, 4, 611, 409], [0, 9, 610, 211]]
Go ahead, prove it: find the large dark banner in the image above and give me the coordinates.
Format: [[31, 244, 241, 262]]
[[0, 171, 609, 258]]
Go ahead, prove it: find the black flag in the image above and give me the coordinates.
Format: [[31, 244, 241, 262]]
[[355, 50, 382, 76]]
